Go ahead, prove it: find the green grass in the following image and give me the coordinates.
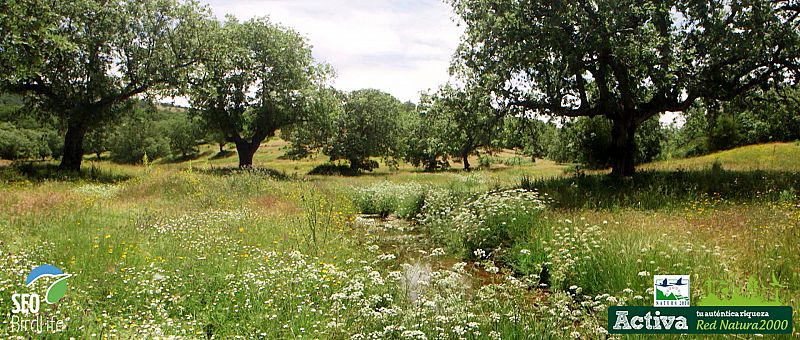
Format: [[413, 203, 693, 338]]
[[0, 142, 798, 338], [643, 142, 800, 171]]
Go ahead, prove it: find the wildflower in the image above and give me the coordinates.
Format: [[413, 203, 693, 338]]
[[637, 271, 650, 277], [520, 249, 531, 255], [570, 331, 581, 338]]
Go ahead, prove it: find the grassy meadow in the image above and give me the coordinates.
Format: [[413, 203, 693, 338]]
[[0, 141, 799, 338]]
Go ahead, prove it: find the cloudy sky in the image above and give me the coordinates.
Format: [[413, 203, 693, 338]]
[[202, 0, 463, 103]]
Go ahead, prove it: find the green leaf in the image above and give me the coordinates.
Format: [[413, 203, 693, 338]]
[[45, 275, 70, 304]]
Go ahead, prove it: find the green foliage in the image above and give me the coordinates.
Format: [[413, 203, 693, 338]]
[[497, 115, 553, 159], [450, 0, 800, 175], [402, 85, 502, 171], [544, 116, 664, 168], [708, 113, 744, 151], [188, 16, 326, 167], [0, 100, 63, 160], [1, 0, 212, 170], [107, 106, 170, 164], [520, 169, 800, 210], [728, 86, 800, 145], [83, 129, 110, 159], [401, 93, 453, 171], [324, 89, 406, 172], [352, 182, 427, 218], [417, 188, 548, 258], [282, 87, 342, 160], [665, 86, 800, 158], [165, 113, 205, 157], [84, 103, 207, 164], [0, 122, 52, 159], [307, 163, 356, 176]]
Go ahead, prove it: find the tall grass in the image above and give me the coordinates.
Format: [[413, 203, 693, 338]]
[[521, 166, 800, 210]]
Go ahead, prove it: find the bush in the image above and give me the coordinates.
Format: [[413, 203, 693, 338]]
[[108, 111, 171, 164], [166, 114, 205, 157], [352, 182, 427, 218], [708, 114, 743, 151], [417, 188, 548, 258], [308, 163, 356, 176], [0, 122, 52, 160]]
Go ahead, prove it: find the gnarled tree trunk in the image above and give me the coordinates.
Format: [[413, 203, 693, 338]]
[[233, 138, 260, 168], [59, 123, 88, 171]]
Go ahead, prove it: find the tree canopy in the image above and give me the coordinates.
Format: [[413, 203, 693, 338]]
[[324, 89, 406, 172], [188, 16, 327, 168], [450, 0, 800, 175], [0, 0, 212, 170]]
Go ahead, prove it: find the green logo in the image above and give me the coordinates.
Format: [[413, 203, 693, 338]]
[[24, 264, 72, 304], [654, 275, 690, 307]]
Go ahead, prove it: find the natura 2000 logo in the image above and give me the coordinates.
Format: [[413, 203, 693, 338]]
[[10, 264, 71, 333], [653, 274, 690, 307]]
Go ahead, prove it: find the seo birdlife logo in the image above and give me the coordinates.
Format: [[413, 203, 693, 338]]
[[10, 264, 71, 333]]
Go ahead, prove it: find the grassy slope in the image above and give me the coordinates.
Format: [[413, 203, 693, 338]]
[[642, 142, 800, 171]]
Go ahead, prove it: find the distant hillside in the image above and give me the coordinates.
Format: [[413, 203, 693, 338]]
[[642, 142, 800, 172]]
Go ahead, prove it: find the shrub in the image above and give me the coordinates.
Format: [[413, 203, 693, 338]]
[[352, 182, 427, 218], [0, 122, 53, 160], [308, 163, 357, 176], [418, 188, 548, 258]]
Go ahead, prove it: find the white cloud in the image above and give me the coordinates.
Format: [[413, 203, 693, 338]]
[[202, 0, 463, 102]]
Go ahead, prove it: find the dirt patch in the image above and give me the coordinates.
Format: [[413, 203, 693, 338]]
[[6, 190, 76, 216], [253, 194, 302, 215]]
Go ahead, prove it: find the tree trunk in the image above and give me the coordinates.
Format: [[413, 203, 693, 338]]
[[234, 139, 259, 168], [218, 143, 225, 153], [609, 118, 637, 177], [462, 149, 471, 171], [349, 158, 361, 172], [59, 124, 88, 171]]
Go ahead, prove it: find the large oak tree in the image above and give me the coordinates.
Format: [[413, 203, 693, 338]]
[[450, 0, 800, 176], [0, 0, 211, 170], [188, 17, 325, 168]]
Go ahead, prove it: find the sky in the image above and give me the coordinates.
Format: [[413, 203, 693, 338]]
[[201, 0, 463, 103]]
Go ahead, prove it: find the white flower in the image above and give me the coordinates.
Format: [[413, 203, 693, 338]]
[[520, 249, 531, 255], [377, 253, 396, 261], [430, 248, 445, 257], [473, 249, 486, 258], [570, 331, 581, 338], [637, 271, 650, 277]]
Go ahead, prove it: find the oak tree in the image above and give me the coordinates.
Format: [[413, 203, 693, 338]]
[[450, 0, 800, 175], [0, 0, 211, 170], [188, 17, 325, 168]]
